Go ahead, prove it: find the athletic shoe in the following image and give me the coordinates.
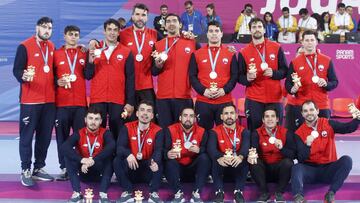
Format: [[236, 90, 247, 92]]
[[324, 191, 335, 203], [294, 194, 306, 203], [116, 191, 133, 203], [99, 192, 110, 203], [274, 192, 286, 203], [148, 191, 163, 203], [68, 191, 83, 203], [190, 189, 203, 203], [56, 168, 69, 181], [213, 190, 224, 203], [256, 192, 270, 202], [172, 190, 185, 203], [21, 169, 35, 187], [234, 190, 245, 203], [32, 168, 54, 181]]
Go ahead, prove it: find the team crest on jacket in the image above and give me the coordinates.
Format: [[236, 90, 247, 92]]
[[34, 53, 40, 57], [149, 40, 155, 47], [250, 58, 255, 62], [82, 144, 88, 147], [51, 51, 53, 56], [235, 138, 240, 144], [127, 42, 133, 46], [59, 61, 65, 65], [299, 66, 304, 70], [262, 142, 267, 146], [318, 65, 324, 71], [222, 58, 228, 64], [321, 131, 328, 137], [117, 54, 124, 60], [131, 136, 137, 140], [95, 142, 100, 148], [79, 59, 85, 65], [219, 140, 225, 144], [202, 59, 207, 63], [146, 138, 153, 145], [191, 140, 198, 145], [184, 47, 191, 53], [269, 54, 275, 60]]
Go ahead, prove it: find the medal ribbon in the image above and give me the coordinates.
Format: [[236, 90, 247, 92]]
[[36, 40, 49, 66], [223, 126, 237, 153], [208, 47, 221, 74], [65, 49, 78, 75], [86, 130, 98, 157], [305, 55, 318, 77], [133, 30, 146, 55]]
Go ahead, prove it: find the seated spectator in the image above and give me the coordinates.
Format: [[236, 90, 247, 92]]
[[297, 8, 317, 42], [202, 3, 222, 28], [234, 3, 255, 39], [346, 5, 357, 33], [277, 7, 297, 43], [330, 3, 354, 34], [264, 12, 278, 41], [318, 12, 332, 42]]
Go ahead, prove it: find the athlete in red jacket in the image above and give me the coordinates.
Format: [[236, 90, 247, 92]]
[[190, 21, 238, 130], [54, 25, 94, 181], [292, 100, 359, 203], [249, 106, 296, 202], [152, 13, 201, 128], [119, 4, 162, 113], [113, 100, 163, 203], [286, 31, 338, 131], [88, 19, 135, 140], [61, 106, 115, 203], [13, 17, 56, 187], [164, 107, 210, 203], [238, 18, 288, 131]]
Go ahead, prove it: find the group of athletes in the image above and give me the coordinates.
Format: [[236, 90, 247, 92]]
[[12, 3, 360, 203]]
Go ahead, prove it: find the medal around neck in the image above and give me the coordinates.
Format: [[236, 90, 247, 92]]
[[209, 71, 218, 79], [136, 54, 143, 62], [312, 75, 320, 84], [43, 65, 50, 73], [268, 137, 276, 144], [311, 130, 319, 138], [260, 62, 268, 71]]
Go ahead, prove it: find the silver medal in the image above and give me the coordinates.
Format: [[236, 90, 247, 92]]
[[312, 75, 320, 84], [184, 141, 192, 149], [260, 62, 268, 71], [160, 52, 168, 61], [136, 152, 143, 160], [268, 137, 276, 144], [136, 54, 143, 62], [43, 65, 50, 73], [94, 49, 102, 57], [311, 130, 319, 138], [69, 74, 77, 82], [209, 71, 218, 79]]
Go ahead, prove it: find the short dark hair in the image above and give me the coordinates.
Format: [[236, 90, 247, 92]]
[[221, 104, 237, 114], [160, 4, 168, 9], [337, 3, 346, 9], [263, 105, 279, 118], [302, 100, 319, 111], [207, 21, 222, 32], [103, 18, 120, 30], [165, 13, 181, 25], [64, 25, 80, 34], [86, 106, 103, 116], [244, 3, 253, 9], [264, 12, 275, 24], [132, 3, 149, 14], [302, 30, 317, 40], [282, 7, 289, 12], [137, 100, 154, 112], [345, 5, 352, 9], [249, 17, 265, 30], [299, 8, 308, 15], [184, 1, 193, 6], [37, 17, 53, 26], [180, 107, 195, 116]]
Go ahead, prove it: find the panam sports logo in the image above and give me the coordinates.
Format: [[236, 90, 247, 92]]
[[336, 49, 354, 60]]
